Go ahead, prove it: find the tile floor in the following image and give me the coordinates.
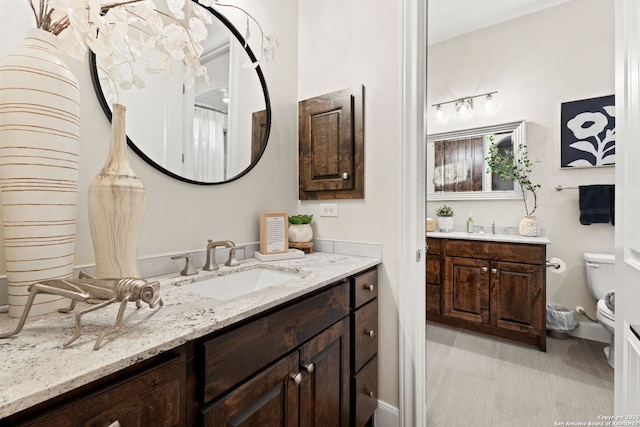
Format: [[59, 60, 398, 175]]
[[426, 322, 614, 427]]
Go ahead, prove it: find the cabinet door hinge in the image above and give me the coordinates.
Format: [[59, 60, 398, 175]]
[[416, 249, 422, 262]]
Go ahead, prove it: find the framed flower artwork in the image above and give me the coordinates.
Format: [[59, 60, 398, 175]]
[[560, 95, 615, 168]]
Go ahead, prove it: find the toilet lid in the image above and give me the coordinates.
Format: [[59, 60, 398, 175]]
[[597, 299, 615, 322]]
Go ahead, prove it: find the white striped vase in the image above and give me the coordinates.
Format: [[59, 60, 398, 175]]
[[0, 28, 80, 318]]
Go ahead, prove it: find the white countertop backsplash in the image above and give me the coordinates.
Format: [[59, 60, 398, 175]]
[[0, 246, 381, 418]]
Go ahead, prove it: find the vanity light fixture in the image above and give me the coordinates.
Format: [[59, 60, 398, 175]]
[[432, 91, 498, 121]]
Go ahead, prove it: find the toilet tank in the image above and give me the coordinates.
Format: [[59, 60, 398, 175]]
[[584, 252, 615, 301]]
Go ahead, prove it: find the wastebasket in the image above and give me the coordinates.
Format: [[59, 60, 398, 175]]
[[546, 304, 579, 339]]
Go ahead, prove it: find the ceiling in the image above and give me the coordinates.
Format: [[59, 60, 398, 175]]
[[428, 0, 572, 45]]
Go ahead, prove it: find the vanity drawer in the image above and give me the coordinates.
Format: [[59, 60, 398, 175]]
[[352, 299, 378, 373], [353, 355, 378, 427], [352, 268, 378, 309], [445, 239, 545, 264], [200, 281, 349, 403], [426, 237, 441, 255]]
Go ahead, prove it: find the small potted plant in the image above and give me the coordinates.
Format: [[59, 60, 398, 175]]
[[288, 214, 314, 243], [486, 142, 542, 236], [435, 205, 454, 232]]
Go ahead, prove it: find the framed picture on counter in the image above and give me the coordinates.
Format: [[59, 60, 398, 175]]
[[259, 212, 289, 255]]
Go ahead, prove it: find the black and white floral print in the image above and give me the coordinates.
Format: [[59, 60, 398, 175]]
[[560, 95, 615, 168]]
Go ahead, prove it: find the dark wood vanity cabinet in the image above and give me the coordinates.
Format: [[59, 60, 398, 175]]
[[3, 347, 187, 427], [198, 267, 378, 427], [2, 267, 378, 426], [426, 237, 546, 351]]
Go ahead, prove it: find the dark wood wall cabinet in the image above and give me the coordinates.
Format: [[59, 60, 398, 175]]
[[2, 268, 378, 427], [298, 85, 364, 200], [426, 237, 547, 351]]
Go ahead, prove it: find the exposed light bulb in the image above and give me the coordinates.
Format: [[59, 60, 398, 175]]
[[455, 98, 472, 116], [484, 94, 497, 113], [434, 104, 447, 122]]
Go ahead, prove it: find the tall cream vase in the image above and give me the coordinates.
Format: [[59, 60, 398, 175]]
[[0, 28, 80, 318], [89, 103, 145, 278]]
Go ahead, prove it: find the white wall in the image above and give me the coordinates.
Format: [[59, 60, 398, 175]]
[[0, 1, 299, 297], [427, 0, 615, 327], [298, 0, 403, 409]]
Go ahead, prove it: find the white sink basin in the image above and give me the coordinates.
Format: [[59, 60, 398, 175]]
[[178, 267, 303, 300]]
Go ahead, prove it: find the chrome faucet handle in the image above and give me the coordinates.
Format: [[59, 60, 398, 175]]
[[203, 240, 236, 271], [172, 254, 198, 276], [225, 246, 240, 267]]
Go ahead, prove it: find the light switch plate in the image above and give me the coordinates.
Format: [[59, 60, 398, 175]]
[[320, 203, 338, 217]]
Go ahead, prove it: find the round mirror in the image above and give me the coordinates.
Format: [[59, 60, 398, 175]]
[[89, 2, 271, 185]]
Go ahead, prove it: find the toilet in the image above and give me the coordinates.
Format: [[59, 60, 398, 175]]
[[584, 252, 616, 368]]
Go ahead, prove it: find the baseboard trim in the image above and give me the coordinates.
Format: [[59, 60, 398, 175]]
[[375, 400, 400, 427], [567, 320, 610, 343]]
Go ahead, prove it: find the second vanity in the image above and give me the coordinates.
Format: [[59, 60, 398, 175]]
[[427, 231, 551, 351], [0, 250, 380, 426]]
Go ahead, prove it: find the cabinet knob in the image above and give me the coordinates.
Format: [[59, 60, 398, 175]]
[[491, 268, 497, 273], [367, 390, 375, 399], [291, 372, 303, 386], [303, 362, 315, 373], [364, 283, 375, 292], [107, 421, 122, 427], [366, 329, 375, 338], [482, 267, 488, 272], [342, 172, 349, 179]]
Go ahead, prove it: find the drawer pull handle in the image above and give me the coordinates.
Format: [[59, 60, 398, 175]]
[[364, 283, 375, 292], [367, 390, 375, 399], [303, 362, 315, 373], [291, 372, 303, 386], [366, 329, 375, 338]]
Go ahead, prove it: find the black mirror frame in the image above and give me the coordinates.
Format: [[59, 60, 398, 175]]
[[89, 2, 271, 185]]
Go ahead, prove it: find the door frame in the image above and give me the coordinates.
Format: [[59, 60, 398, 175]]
[[399, 0, 426, 426]]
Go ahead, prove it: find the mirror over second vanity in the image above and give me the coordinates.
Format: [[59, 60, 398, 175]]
[[90, 1, 271, 185], [426, 120, 526, 201]]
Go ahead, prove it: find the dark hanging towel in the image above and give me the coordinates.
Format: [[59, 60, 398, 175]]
[[578, 184, 615, 225]]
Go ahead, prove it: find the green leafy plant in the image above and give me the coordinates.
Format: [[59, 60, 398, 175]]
[[435, 205, 454, 217], [485, 142, 541, 216], [288, 214, 314, 224]]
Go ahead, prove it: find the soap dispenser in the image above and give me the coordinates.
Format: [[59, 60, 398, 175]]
[[467, 213, 474, 233]]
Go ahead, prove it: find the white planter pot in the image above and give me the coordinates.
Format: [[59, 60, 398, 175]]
[[519, 215, 541, 237], [288, 223, 313, 243], [437, 217, 454, 232]]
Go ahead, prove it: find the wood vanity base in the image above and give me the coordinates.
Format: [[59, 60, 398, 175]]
[[427, 237, 547, 351]]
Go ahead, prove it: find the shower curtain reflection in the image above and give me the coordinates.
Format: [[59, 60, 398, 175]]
[[191, 105, 228, 182]]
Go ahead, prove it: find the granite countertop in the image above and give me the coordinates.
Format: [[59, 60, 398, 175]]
[[426, 231, 551, 245], [0, 252, 380, 418]]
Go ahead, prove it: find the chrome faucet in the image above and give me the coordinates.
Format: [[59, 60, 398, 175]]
[[172, 254, 198, 276], [491, 221, 496, 234], [203, 240, 235, 271]]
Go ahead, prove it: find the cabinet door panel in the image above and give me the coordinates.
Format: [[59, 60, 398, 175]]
[[201, 352, 299, 427], [299, 318, 350, 427], [444, 257, 489, 324], [490, 261, 544, 335]]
